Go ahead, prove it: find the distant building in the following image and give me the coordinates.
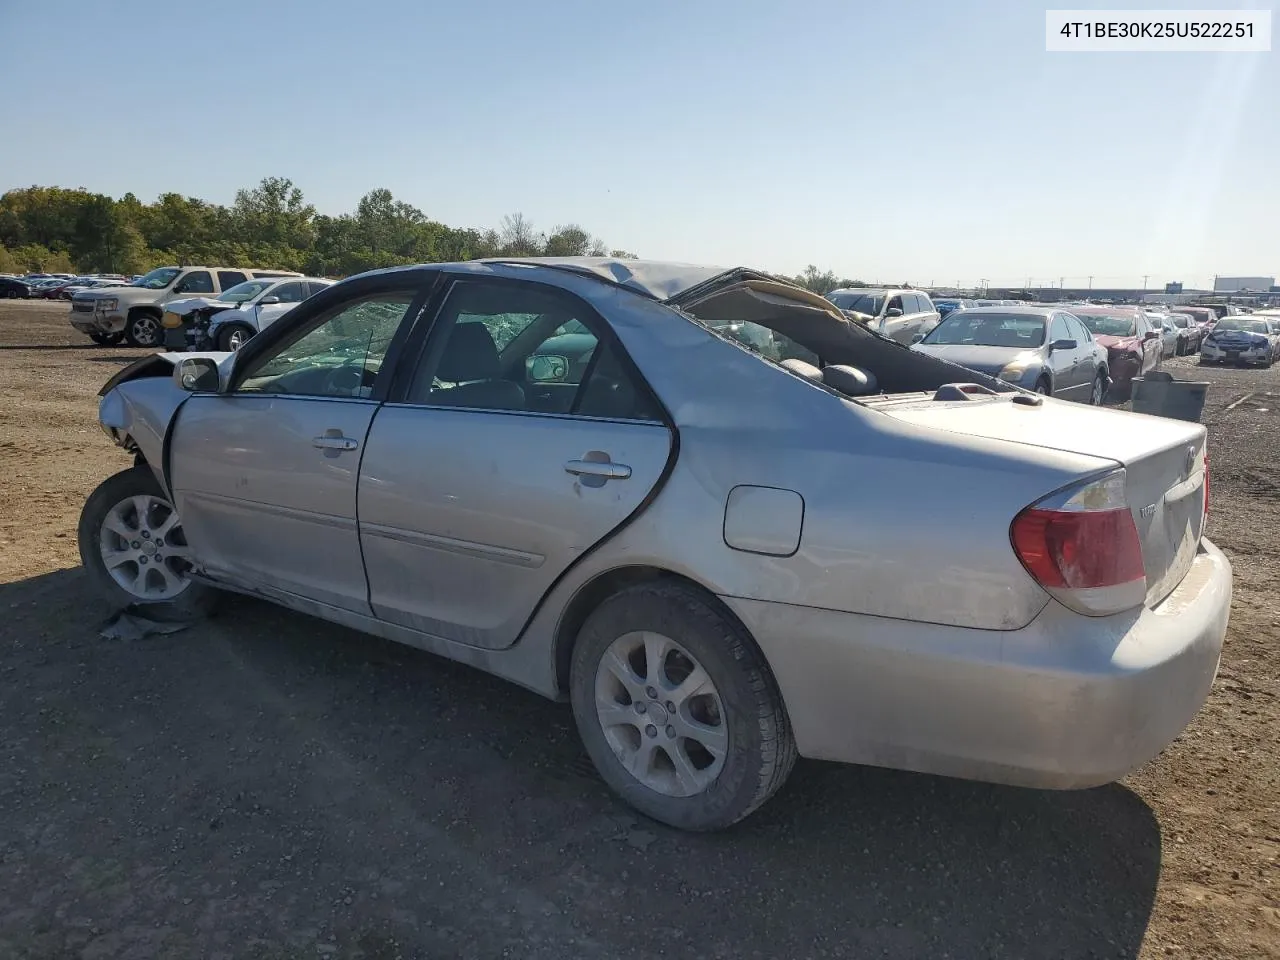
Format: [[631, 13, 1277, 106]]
[[1214, 276, 1275, 293]]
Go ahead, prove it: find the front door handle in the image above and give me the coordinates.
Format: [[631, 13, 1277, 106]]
[[564, 458, 632, 480], [313, 435, 359, 451]]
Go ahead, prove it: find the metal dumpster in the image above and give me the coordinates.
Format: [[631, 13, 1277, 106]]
[[1131, 371, 1209, 422]]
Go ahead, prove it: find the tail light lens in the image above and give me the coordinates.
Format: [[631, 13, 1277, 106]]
[[1010, 469, 1146, 616]]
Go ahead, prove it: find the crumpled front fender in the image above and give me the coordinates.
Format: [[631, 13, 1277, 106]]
[[98, 375, 191, 492]]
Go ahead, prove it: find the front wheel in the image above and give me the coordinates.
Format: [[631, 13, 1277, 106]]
[[1035, 378, 1051, 396], [570, 582, 796, 831], [217, 324, 253, 351], [125, 312, 162, 348], [89, 331, 125, 346], [78, 465, 217, 621]]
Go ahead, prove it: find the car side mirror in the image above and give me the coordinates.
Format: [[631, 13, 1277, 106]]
[[1049, 338, 1077, 351], [174, 356, 220, 392], [259, 295, 281, 305], [1143, 331, 1160, 341], [526, 354, 568, 383], [885, 307, 904, 318]]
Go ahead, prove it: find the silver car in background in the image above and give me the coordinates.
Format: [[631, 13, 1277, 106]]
[[80, 258, 1229, 831], [911, 306, 1110, 403], [825, 287, 940, 345]]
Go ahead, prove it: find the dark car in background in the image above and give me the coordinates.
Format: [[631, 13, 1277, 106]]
[[1071, 306, 1163, 400], [933, 298, 976, 320], [911, 306, 1109, 404], [0, 277, 31, 299]]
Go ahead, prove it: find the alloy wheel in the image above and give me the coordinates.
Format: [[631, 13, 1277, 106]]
[[99, 494, 193, 601], [130, 316, 160, 347], [594, 630, 728, 798]]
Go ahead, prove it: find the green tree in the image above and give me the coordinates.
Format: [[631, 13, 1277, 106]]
[[544, 224, 591, 257], [229, 177, 315, 250]]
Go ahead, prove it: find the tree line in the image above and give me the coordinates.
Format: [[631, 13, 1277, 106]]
[[0, 177, 861, 293]]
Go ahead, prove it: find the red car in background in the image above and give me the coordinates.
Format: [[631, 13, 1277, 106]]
[[1071, 305, 1163, 400]]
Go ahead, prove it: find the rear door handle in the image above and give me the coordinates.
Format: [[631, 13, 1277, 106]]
[[564, 459, 631, 480], [313, 435, 359, 451]]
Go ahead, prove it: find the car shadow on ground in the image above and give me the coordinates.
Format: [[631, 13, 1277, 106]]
[[0, 569, 1162, 959]]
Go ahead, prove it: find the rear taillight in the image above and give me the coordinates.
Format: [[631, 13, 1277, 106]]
[[1010, 470, 1146, 616]]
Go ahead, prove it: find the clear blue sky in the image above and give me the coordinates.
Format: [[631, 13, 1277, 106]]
[[1, 0, 1275, 288]]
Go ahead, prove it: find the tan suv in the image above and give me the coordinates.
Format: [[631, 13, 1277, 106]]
[[69, 265, 302, 347]]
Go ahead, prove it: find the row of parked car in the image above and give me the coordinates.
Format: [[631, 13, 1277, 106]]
[[35, 264, 1273, 400], [0, 272, 138, 300], [809, 286, 1264, 403]]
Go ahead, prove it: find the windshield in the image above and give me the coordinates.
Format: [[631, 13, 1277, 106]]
[[827, 291, 885, 315], [922, 312, 1047, 347], [219, 279, 275, 303], [133, 267, 181, 290], [1215, 319, 1269, 334], [1077, 313, 1136, 336]]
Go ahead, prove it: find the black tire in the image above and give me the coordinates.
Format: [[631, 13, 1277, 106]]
[[89, 331, 125, 346], [570, 581, 796, 831], [124, 311, 162, 348], [5, 289, 18, 299], [1090, 373, 1106, 405], [217, 324, 254, 352], [78, 465, 218, 622], [1035, 377, 1051, 396]]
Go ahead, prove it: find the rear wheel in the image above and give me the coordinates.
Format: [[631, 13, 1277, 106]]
[[5, 288, 19, 299], [89, 331, 125, 346], [78, 465, 217, 621], [570, 581, 796, 831], [125, 311, 162, 348], [1090, 373, 1106, 405]]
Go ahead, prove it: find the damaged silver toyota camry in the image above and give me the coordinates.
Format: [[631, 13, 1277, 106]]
[[80, 258, 1231, 831]]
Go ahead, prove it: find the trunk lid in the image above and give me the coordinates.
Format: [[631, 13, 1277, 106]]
[[874, 395, 1206, 607]]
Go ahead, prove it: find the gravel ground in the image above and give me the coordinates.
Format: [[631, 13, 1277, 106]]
[[0, 300, 1276, 960]]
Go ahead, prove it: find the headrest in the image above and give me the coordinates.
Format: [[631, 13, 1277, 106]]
[[437, 322, 500, 381], [822, 364, 879, 396], [780, 358, 823, 382]]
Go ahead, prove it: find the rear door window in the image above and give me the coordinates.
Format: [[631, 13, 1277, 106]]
[[175, 270, 214, 294], [218, 270, 248, 291], [271, 281, 306, 303]]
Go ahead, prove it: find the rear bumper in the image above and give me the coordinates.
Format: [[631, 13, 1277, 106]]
[[725, 538, 1230, 789]]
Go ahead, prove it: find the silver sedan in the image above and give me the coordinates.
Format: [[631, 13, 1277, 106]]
[[80, 258, 1230, 831]]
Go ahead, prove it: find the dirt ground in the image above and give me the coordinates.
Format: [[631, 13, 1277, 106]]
[[0, 299, 1276, 959]]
